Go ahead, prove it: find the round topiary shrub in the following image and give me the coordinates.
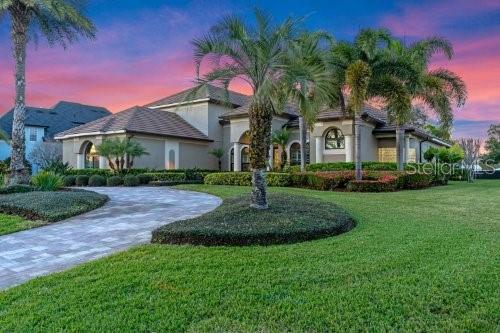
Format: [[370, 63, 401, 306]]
[[151, 193, 355, 246], [123, 175, 140, 187], [63, 175, 76, 186], [137, 174, 151, 185], [75, 175, 89, 186], [107, 176, 123, 186], [88, 175, 107, 187]]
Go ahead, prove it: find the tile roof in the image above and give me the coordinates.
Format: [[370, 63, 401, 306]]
[[0, 101, 111, 139], [220, 102, 299, 119], [145, 84, 250, 108], [55, 106, 210, 141]]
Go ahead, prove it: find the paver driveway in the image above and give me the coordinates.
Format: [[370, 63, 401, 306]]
[[0, 187, 221, 290]]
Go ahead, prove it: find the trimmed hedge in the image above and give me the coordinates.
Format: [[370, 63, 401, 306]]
[[204, 170, 433, 192], [107, 176, 123, 186], [285, 162, 398, 173], [123, 175, 140, 187], [151, 193, 355, 246], [63, 176, 76, 187], [204, 172, 291, 187], [149, 180, 203, 186], [137, 174, 151, 185], [145, 172, 186, 182], [88, 175, 107, 187], [0, 190, 108, 222], [0, 185, 34, 195], [346, 180, 397, 192], [64, 168, 217, 177], [75, 175, 89, 186]]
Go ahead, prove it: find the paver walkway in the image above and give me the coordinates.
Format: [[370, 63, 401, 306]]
[[0, 187, 221, 290]]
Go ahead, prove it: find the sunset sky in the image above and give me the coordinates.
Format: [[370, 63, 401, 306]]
[[0, 0, 498, 140]]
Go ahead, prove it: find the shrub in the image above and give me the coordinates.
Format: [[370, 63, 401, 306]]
[[43, 160, 71, 175], [149, 180, 203, 186], [266, 173, 291, 187], [204, 172, 252, 186], [107, 176, 123, 186], [63, 175, 77, 186], [289, 162, 398, 173], [0, 190, 108, 221], [75, 175, 90, 186], [137, 174, 151, 185], [123, 175, 140, 187], [290, 171, 357, 190], [151, 193, 355, 246], [144, 172, 186, 182], [88, 175, 107, 187], [31, 172, 64, 191], [347, 175, 398, 192], [395, 173, 432, 190], [0, 185, 34, 195]]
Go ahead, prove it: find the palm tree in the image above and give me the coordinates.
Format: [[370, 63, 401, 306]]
[[125, 139, 149, 169], [327, 29, 402, 180], [283, 32, 336, 172], [96, 138, 148, 172], [271, 129, 290, 169], [192, 9, 298, 209], [209, 148, 224, 171], [1, 0, 95, 185], [386, 37, 467, 169]]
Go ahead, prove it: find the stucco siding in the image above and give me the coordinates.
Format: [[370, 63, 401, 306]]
[[130, 136, 165, 169], [178, 142, 212, 169]]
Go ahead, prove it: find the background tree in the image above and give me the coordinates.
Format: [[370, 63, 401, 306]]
[[1, 0, 95, 185], [283, 32, 335, 172], [327, 29, 402, 180], [459, 138, 482, 183], [209, 148, 224, 171], [271, 129, 290, 170], [386, 37, 467, 170], [28, 141, 63, 169], [192, 9, 297, 209], [483, 124, 500, 164]]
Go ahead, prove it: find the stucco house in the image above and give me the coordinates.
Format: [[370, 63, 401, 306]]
[[0, 101, 110, 172], [55, 85, 450, 171]]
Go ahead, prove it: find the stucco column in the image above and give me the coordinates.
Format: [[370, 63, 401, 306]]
[[405, 136, 411, 163], [99, 156, 107, 169], [268, 144, 273, 171], [76, 153, 84, 169], [315, 137, 323, 163], [233, 142, 241, 172], [345, 135, 354, 162]]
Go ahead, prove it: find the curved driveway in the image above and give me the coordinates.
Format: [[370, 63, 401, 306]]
[[0, 187, 221, 290]]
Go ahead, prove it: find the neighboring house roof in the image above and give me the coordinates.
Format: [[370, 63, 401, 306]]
[[145, 84, 250, 108], [55, 106, 211, 142], [0, 101, 111, 139], [372, 125, 452, 147]]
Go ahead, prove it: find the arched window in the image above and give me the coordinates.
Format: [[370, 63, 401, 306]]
[[241, 147, 250, 171], [84, 142, 99, 169], [290, 142, 301, 165], [325, 128, 345, 149]]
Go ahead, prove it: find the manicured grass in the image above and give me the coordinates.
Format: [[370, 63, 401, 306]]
[[0, 189, 108, 226], [0, 181, 499, 331], [152, 193, 354, 246], [0, 214, 47, 236]]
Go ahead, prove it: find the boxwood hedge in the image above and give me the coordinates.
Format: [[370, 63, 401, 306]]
[[88, 175, 107, 187], [204, 172, 291, 187], [151, 193, 355, 246], [0, 190, 108, 222]]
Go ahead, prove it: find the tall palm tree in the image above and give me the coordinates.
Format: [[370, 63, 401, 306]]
[[283, 32, 337, 172], [1, 0, 95, 185], [386, 37, 467, 169], [192, 9, 298, 209], [327, 29, 402, 180]]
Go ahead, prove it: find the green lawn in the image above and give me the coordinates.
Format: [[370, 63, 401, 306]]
[[0, 181, 499, 332], [0, 213, 46, 236]]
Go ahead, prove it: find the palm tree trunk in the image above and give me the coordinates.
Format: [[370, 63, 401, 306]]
[[7, 8, 30, 185], [396, 125, 404, 171], [354, 116, 362, 181], [249, 103, 271, 209], [299, 116, 306, 172]]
